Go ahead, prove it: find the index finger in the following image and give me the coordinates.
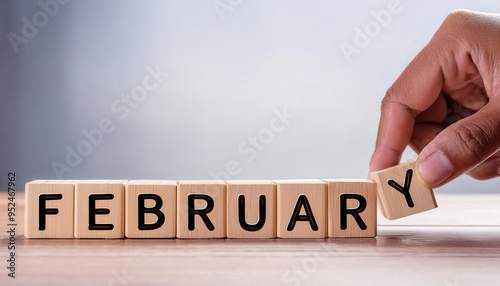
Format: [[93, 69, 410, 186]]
[[369, 48, 444, 173]]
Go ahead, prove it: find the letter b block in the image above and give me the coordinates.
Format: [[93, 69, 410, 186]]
[[324, 179, 377, 238], [177, 181, 226, 238], [25, 180, 75, 238], [125, 180, 177, 238], [226, 180, 276, 238], [370, 162, 437, 220], [275, 180, 327, 238], [75, 180, 126, 238]]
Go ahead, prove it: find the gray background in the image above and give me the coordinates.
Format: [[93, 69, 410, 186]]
[[1, 0, 498, 193]]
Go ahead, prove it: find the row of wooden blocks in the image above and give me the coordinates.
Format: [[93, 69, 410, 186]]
[[25, 162, 438, 239]]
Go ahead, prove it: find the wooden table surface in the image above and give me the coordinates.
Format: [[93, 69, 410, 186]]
[[1, 192, 499, 286]]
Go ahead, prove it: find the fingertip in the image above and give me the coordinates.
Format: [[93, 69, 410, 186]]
[[417, 151, 454, 188], [369, 146, 403, 173]]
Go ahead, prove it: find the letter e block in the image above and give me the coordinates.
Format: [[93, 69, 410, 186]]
[[226, 180, 276, 238], [177, 181, 226, 238], [125, 180, 177, 238], [75, 180, 126, 238], [324, 179, 377, 238], [25, 180, 75, 238], [275, 180, 327, 238], [370, 162, 437, 220]]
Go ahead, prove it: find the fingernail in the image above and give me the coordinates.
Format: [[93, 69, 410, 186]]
[[418, 152, 454, 187], [497, 161, 500, 175]]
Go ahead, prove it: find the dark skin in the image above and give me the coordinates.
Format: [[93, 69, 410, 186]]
[[370, 10, 500, 187]]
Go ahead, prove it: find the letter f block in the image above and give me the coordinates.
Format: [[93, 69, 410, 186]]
[[370, 162, 438, 220], [25, 180, 75, 238]]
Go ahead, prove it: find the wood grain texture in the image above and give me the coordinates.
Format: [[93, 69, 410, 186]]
[[324, 179, 377, 238], [74, 180, 126, 239], [226, 180, 276, 238], [176, 180, 226, 238], [125, 180, 177, 238], [370, 162, 437, 220], [2, 193, 500, 286], [274, 180, 327, 238], [25, 180, 75, 238]]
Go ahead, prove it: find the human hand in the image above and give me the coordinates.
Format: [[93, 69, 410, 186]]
[[369, 10, 500, 188]]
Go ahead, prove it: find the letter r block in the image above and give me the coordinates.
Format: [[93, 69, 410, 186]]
[[25, 180, 75, 238], [176, 181, 226, 238], [226, 180, 276, 238], [275, 180, 327, 238], [324, 179, 377, 238], [125, 180, 177, 238], [74, 180, 126, 238], [370, 162, 437, 220]]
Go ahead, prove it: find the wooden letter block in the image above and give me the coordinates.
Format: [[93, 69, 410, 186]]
[[75, 180, 126, 238], [370, 162, 438, 220], [324, 179, 377, 238], [177, 181, 226, 238], [125, 180, 177, 238], [226, 180, 276, 238], [275, 180, 327, 238], [25, 180, 75, 238]]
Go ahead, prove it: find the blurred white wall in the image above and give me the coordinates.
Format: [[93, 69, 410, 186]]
[[0, 0, 498, 193]]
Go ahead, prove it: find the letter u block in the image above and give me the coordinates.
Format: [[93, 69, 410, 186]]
[[226, 180, 276, 238], [275, 180, 327, 238], [176, 181, 226, 238], [74, 180, 126, 238], [324, 179, 377, 238], [125, 180, 177, 238], [25, 180, 75, 238], [370, 162, 437, 220]]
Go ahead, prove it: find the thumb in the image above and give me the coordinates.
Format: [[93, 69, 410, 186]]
[[417, 100, 500, 187]]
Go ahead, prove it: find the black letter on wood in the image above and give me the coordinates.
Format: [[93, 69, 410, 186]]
[[387, 169, 414, 207], [89, 194, 114, 230], [238, 194, 266, 232], [38, 194, 62, 231], [138, 194, 165, 230], [188, 194, 215, 231], [287, 195, 318, 231], [340, 194, 367, 230]]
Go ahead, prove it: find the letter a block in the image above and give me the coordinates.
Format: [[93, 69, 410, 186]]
[[275, 180, 327, 238], [25, 180, 75, 238], [75, 180, 126, 238], [125, 180, 177, 238], [177, 181, 226, 238], [370, 162, 437, 220], [324, 180, 377, 238], [226, 180, 276, 238]]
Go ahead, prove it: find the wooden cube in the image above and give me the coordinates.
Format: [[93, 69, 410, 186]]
[[74, 180, 126, 238], [226, 180, 276, 238], [370, 162, 437, 220], [125, 180, 177, 238], [25, 180, 75, 238], [324, 179, 377, 238], [177, 180, 226, 238], [275, 180, 327, 238]]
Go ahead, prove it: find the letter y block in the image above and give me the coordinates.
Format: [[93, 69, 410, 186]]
[[370, 162, 437, 220]]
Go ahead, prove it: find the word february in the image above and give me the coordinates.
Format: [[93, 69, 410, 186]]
[[25, 162, 437, 239]]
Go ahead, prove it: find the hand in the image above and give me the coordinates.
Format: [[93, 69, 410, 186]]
[[369, 10, 500, 188]]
